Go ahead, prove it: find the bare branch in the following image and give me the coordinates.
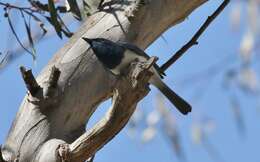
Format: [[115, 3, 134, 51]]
[[0, 2, 38, 13], [0, 145, 5, 162], [1, 1, 208, 161], [68, 57, 157, 162], [57, 143, 70, 162], [86, 155, 95, 162], [20, 66, 41, 96], [160, 0, 230, 72], [43, 66, 61, 98], [48, 66, 61, 88]]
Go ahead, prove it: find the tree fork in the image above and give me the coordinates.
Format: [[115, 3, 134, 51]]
[[61, 57, 157, 162], [1, 1, 208, 161]]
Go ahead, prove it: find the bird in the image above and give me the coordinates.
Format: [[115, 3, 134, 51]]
[[82, 37, 192, 115]]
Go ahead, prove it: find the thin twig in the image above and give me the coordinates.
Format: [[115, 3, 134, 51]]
[[160, 0, 230, 72], [0, 2, 37, 12], [6, 9, 35, 57], [0, 14, 74, 73]]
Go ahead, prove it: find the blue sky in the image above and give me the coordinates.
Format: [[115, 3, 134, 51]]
[[1, 1, 260, 162]]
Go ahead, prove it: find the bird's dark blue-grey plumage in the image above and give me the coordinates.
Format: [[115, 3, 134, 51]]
[[118, 41, 166, 78], [82, 37, 192, 115], [83, 38, 165, 77], [85, 38, 124, 69]]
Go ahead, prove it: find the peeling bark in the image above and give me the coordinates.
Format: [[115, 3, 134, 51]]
[[1, 0, 207, 161]]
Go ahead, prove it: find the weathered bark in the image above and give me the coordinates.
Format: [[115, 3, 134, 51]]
[[1, 0, 207, 161]]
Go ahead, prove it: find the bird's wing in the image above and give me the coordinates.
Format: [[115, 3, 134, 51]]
[[118, 42, 149, 58], [118, 42, 166, 78]]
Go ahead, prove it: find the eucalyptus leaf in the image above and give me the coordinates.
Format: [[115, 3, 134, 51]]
[[66, 0, 82, 20], [48, 0, 62, 38], [82, 0, 102, 17], [6, 10, 35, 59], [21, 11, 36, 60]]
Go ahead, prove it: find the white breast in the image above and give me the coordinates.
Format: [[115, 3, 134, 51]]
[[111, 50, 146, 75], [110, 50, 161, 81]]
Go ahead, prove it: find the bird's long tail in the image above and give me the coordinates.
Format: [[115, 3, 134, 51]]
[[149, 76, 192, 115]]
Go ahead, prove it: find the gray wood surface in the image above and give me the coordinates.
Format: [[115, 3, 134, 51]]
[[1, 0, 207, 161]]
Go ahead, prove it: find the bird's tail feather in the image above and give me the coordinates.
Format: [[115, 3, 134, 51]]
[[150, 76, 192, 115]]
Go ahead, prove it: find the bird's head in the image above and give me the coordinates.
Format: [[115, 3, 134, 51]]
[[82, 37, 93, 46], [82, 37, 110, 48], [82, 37, 112, 57]]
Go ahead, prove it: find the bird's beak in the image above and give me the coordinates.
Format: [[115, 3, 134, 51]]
[[82, 37, 92, 45]]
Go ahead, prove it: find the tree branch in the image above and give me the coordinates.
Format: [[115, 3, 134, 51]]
[[44, 66, 61, 98], [0, 2, 38, 12], [160, 0, 230, 72], [2, 1, 208, 161], [20, 66, 41, 97], [67, 57, 157, 162], [0, 145, 5, 162]]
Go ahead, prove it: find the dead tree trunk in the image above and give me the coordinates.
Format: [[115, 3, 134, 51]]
[[1, 0, 207, 161]]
